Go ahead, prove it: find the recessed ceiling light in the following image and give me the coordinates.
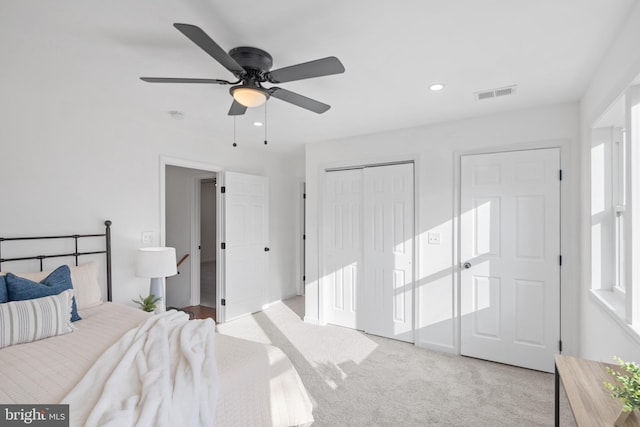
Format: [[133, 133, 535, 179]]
[[253, 121, 263, 127], [429, 83, 445, 92]]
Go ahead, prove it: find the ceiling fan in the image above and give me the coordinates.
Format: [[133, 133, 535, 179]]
[[140, 23, 345, 116]]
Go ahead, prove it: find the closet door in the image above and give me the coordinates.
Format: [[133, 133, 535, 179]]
[[323, 169, 364, 329], [363, 163, 414, 343], [323, 163, 414, 342]]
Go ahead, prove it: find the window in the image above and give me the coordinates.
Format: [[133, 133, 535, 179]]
[[591, 82, 640, 332], [613, 127, 626, 294]]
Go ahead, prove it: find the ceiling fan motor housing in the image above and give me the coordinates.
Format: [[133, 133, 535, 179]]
[[228, 46, 273, 76]]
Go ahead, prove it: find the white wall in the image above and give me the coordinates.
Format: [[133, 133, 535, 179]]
[[305, 103, 580, 353], [0, 99, 304, 309], [579, 1, 640, 362]]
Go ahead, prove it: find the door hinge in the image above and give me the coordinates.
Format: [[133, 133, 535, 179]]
[[221, 186, 226, 194], [198, 245, 201, 250], [559, 169, 563, 181], [303, 234, 306, 240], [559, 340, 563, 352], [221, 299, 226, 306], [303, 193, 306, 199], [303, 275, 306, 282], [221, 242, 226, 250], [559, 255, 562, 266]]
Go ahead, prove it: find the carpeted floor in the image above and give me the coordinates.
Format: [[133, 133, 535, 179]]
[[216, 296, 576, 427]]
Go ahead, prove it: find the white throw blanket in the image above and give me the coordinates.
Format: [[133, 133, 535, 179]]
[[63, 310, 218, 427]]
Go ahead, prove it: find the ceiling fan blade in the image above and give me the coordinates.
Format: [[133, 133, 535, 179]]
[[269, 87, 330, 114], [268, 57, 345, 83], [173, 23, 246, 77], [228, 100, 247, 116], [140, 77, 231, 84]]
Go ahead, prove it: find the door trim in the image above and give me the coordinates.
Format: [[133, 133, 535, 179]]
[[454, 143, 567, 356], [160, 156, 223, 310], [325, 160, 416, 172]]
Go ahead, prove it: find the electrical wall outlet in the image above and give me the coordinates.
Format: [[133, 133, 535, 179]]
[[428, 232, 441, 245], [141, 231, 155, 246]]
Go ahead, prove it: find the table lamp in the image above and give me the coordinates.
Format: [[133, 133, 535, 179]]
[[135, 247, 177, 313]]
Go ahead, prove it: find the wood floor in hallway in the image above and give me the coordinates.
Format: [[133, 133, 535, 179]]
[[182, 305, 216, 321]]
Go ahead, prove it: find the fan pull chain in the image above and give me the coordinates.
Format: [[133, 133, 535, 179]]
[[264, 103, 268, 145], [232, 116, 237, 147]]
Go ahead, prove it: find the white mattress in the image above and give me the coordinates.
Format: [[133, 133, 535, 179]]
[[0, 303, 313, 426]]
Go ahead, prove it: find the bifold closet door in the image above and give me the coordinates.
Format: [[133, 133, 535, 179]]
[[324, 163, 414, 342], [363, 164, 414, 343], [323, 169, 363, 330]]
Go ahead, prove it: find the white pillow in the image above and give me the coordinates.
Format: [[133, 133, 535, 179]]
[[0, 289, 75, 349], [15, 262, 103, 309], [68, 262, 103, 309]]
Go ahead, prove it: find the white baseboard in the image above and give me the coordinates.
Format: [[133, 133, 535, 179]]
[[415, 340, 456, 354], [303, 316, 320, 325]]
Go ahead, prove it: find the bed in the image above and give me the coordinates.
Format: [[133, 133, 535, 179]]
[[0, 221, 314, 426]]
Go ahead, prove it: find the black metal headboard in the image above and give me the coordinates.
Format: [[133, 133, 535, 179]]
[[0, 220, 113, 301]]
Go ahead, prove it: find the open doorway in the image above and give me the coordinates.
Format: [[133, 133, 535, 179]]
[[164, 163, 219, 321], [162, 158, 271, 323]]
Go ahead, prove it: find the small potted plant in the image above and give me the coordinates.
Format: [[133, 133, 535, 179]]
[[132, 294, 161, 313], [605, 357, 640, 426]]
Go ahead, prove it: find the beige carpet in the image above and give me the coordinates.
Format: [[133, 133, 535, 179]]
[[216, 296, 576, 427]]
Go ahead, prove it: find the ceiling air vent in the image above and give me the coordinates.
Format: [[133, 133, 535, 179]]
[[475, 85, 517, 101]]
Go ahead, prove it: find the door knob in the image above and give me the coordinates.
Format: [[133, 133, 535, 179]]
[[463, 262, 472, 269], [264, 247, 270, 252]]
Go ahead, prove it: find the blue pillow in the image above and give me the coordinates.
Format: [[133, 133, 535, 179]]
[[5, 265, 81, 322], [0, 275, 7, 303]]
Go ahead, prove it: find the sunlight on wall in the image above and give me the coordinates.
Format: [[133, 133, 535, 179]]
[[317, 195, 501, 346]]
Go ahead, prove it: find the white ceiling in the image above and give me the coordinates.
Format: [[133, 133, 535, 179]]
[[2, 0, 638, 152]]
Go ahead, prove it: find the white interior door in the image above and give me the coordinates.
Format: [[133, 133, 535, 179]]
[[363, 164, 414, 342], [323, 163, 414, 342], [460, 148, 560, 372], [221, 171, 268, 322], [323, 169, 363, 329]]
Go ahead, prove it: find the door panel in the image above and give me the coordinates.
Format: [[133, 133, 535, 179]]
[[221, 171, 268, 322], [363, 164, 414, 342], [460, 148, 560, 372], [323, 169, 363, 329]]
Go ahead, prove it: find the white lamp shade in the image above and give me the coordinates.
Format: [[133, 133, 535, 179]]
[[136, 247, 178, 278]]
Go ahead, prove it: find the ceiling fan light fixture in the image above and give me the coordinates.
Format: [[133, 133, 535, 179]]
[[231, 86, 269, 107]]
